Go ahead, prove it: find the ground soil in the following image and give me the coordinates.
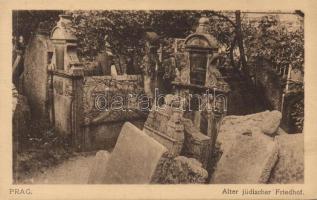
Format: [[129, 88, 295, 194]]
[[17, 154, 95, 184]]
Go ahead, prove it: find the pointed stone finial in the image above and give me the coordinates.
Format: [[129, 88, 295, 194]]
[[196, 16, 210, 34]]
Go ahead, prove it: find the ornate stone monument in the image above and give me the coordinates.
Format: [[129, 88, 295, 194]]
[[49, 14, 85, 150], [172, 16, 230, 150]]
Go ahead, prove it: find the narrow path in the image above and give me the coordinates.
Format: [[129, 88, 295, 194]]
[[21, 154, 95, 184]]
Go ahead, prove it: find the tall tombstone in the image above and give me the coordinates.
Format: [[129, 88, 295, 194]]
[[23, 23, 54, 128], [172, 16, 229, 151], [50, 14, 85, 150]]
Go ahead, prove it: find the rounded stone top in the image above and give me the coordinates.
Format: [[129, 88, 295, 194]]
[[184, 33, 218, 50], [50, 14, 77, 41], [198, 16, 210, 25]]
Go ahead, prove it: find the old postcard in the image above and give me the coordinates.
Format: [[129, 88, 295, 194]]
[[1, 0, 317, 199]]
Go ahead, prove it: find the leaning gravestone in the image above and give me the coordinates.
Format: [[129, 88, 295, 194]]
[[210, 130, 278, 184], [93, 122, 168, 184], [88, 150, 111, 184], [269, 134, 304, 183]]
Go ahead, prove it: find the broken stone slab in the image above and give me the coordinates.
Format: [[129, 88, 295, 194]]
[[98, 122, 168, 184], [269, 133, 304, 183], [88, 150, 110, 184], [152, 155, 208, 184], [210, 131, 278, 184], [218, 110, 282, 153]]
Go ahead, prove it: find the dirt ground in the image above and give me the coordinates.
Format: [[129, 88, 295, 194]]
[[18, 154, 95, 184]]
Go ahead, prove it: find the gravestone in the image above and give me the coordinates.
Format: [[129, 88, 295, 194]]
[[97, 122, 168, 184], [143, 105, 184, 155], [269, 134, 304, 183], [181, 118, 211, 168], [210, 131, 278, 184], [218, 110, 282, 153], [88, 150, 111, 184], [23, 29, 53, 125]]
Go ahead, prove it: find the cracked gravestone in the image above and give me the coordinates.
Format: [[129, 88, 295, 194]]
[[210, 131, 278, 184], [95, 122, 168, 184]]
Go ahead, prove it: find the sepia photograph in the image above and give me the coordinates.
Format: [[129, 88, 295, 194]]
[[11, 9, 305, 186]]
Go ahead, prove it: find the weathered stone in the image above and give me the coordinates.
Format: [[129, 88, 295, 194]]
[[260, 110, 282, 135], [143, 105, 184, 155], [181, 118, 211, 168], [87, 150, 110, 184], [152, 155, 208, 184], [269, 134, 304, 183], [23, 33, 53, 122], [218, 110, 282, 153], [99, 122, 167, 184], [210, 131, 278, 184], [82, 75, 144, 125]]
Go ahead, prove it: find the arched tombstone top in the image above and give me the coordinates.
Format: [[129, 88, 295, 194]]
[[184, 33, 218, 50], [50, 14, 77, 41], [184, 16, 218, 51]]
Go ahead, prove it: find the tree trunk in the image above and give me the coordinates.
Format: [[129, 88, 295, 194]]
[[235, 10, 249, 75]]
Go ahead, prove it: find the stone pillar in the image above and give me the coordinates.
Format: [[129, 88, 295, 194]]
[[50, 14, 85, 151]]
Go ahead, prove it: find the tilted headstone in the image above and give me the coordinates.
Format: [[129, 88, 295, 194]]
[[269, 134, 304, 183], [98, 122, 168, 184], [88, 150, 111, 184], [210, 130, 278, 184]]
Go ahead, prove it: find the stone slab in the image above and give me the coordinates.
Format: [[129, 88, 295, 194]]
[[143, 106, 184, 156], [100, 122, 168, 184], [88, 150, 111, 184], [218, 110, 282, 153], [210, 132, 278, 184], [269, 133, 304, 183], [182, 118, 211, 168]]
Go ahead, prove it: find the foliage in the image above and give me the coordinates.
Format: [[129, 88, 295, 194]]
[[68, 10, 237, 61], [290, 97, 304, 132], [242, 15, 304, 131], [12, 10, 62, 42], [12, 10, 236, 62], [243, 15, 304, 73]]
